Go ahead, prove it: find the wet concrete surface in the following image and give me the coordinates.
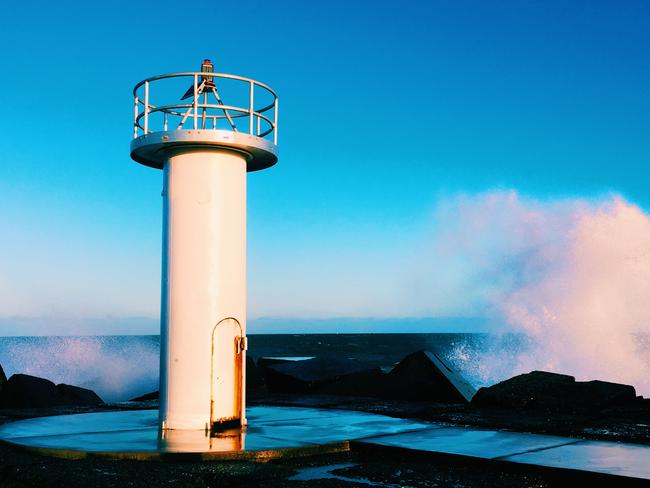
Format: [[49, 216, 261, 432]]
[[503, 439, 650, 480], [0, 407, 430, 454], [359, 427, 579, 459], [357, 426, 650, 481]]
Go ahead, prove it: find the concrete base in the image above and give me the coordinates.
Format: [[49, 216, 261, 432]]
[[0, 406, 428, 460]]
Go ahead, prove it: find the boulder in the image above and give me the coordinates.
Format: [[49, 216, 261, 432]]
[[471, 371, 638, 413], [316, 369, 443, 401], [263, 357, 382, 394], [258, 358, 300, 393], [2, 374, 104, 408], [314, 368, 387, 397], [389, 351, 476, 403], [575, 380, 638, 410], [56, 384, 103, 406], [246, 356, 266, 395], [2, 374, 62, 408]]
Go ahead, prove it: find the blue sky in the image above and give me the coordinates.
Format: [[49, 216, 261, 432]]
[[1, 0, 649, 335]]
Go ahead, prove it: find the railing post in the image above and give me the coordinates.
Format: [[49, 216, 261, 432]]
[[144, 82, 149, 134], [133, 96, 139, 139], [163, 112, 168, 131], [249, 81, 254, 135], [274, 97, 278, 145], [193, 74, 198, 130]]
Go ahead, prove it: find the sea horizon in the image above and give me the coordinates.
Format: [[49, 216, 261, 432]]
[[0, 316, 495, 336]]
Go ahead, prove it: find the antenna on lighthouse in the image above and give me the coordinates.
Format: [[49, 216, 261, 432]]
[[179, 59, 237, 130], [130, 59, 278, 438]]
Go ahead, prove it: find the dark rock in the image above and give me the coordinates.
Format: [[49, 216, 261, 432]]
[[601, 397, 650, 419], [246, 356, 266, 394], [315, 369, 446, 401], [2, 374, 104, 408], [472, 371, 574, 410], [263, 357, 382, 394], [130, 391, 159, 402], [257, 357, 293, 393], [259, 352, 477, 402], [3, 374, 62, 408], [472, 371, 638, 413], [56, 384, 103, 406], [577, 380, 638, 408], [389, 351, 476, 403], [315, 369, 387, 397]]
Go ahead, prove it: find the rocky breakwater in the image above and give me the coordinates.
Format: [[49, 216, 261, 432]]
[[254, 350, 476, 403], [471, 370, 647, 415], [468, 370, 650, 443], [0, 362, 103, 409]]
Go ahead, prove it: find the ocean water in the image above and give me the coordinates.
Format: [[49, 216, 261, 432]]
[[0, 334, 529, 402]]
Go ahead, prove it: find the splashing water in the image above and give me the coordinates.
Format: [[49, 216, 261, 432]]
[[444, 333, 534, 388], [439, 192, 650, 395], [0, 336, 159, 402]]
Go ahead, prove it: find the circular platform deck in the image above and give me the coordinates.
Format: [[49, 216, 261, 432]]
[[0, 406, 429, 460]]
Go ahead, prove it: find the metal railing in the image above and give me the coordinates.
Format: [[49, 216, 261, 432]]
[[132, 72, 278, 145]]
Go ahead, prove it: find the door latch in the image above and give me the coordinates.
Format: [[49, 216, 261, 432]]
[[236, 336, 248, 354]]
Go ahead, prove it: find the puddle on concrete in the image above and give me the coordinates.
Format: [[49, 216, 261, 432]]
[[288, 463, 401, 487]]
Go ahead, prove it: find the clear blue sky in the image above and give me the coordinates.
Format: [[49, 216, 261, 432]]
[[0, 0, 649, 334]]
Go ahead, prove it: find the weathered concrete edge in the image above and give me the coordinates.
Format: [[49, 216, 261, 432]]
[[350, 441, 650, 486], [0, 437, 350, 462]]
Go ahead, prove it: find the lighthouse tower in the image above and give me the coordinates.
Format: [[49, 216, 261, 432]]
[[130, 60, 278, 432]]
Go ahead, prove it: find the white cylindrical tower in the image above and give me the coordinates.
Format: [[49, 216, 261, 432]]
[[130, 60, 278, 432]]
